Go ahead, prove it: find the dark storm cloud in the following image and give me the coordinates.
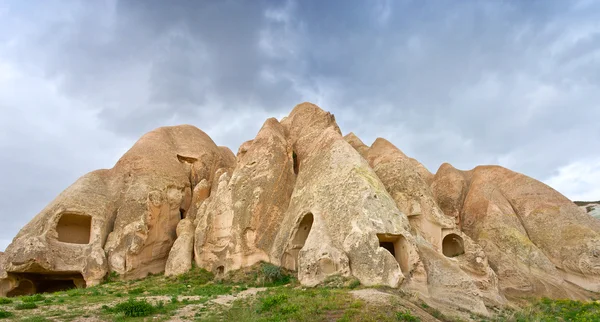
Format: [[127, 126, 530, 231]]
[[1, 0, 599, 250]]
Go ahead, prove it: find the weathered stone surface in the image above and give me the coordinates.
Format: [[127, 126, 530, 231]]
[[1, 101, 598, 319], [358, 136, 503, 312], [1, 125, 234, 295], [0, 252, 5, 279], [270, 103, 420, 288], [433, 164, 600, 298], [194, 118, 296, 274], [165, 219, 196, 276]]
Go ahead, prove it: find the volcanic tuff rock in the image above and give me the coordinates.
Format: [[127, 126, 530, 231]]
[[1, 103, 599, 317]]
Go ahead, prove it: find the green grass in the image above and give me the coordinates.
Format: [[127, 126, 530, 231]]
[[0, 309, 13, 319], [103, 298, 157, 317], [21, 294, 45, 303], [395, 310, 420, 321], [505, 297, 600, 321], [15, 302, 38, 310], [5, 263, 597, 322], [127, 287, 145, 295], [200, 286, 408, 322], [19, 317, 50, 322]]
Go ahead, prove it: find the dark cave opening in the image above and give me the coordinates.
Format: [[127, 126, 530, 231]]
[[6, 273, 84, 297]]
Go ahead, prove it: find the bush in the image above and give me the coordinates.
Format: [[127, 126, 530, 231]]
[[0, 309, 13, 319], [0, 298, 11, 305], [15, 302, 38, 310], [348, 279, 361, 289], [22, 294, 45, 302], [104, 271, 119, 283], [396, 310, 420, 321], [105, 298, 156, 317], [260, 262, 290, 285]]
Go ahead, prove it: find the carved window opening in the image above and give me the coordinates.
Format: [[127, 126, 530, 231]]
[[442, 233, 465, 257], [377, 234, 410, 273], [56, 213, 92, 244]]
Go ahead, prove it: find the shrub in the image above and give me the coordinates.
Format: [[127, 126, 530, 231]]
[[104, 271, 119, 283], [396, 310, 420, 321], [15, 302, 38, 310], [22, 294, 45, 302], [0, 309, 13, 319], [0, 298, 12, 305], [105, 298, 155, 317], [260, 262, 290, 285], [348, 279, 360, 289], [262, 263, 282, 281]]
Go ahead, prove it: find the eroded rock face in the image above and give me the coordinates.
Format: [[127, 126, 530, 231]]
[[352, 136, 503, 313], [271, 104, 419, 288], [1, 125, 233, 295], [1, 102, 598, 317], [0, 252, 5, 278], [193, 118, 295, 274], [432, 164, 600, 299]]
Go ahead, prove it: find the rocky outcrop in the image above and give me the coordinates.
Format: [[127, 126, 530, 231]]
[[193, 118, 296, 274], [165, 219, 195, 276], [432, 164, 600, 299], [354, 136, 503, 312], [0, 125, 234, 295], [0, 252, 5, 279], [1, 102, 598, 318], [270, 104, 419, 288]]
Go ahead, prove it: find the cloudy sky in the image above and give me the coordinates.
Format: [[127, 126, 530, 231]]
[[1, 0, 599, 251]]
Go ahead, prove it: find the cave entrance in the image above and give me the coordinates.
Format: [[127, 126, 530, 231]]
[[288, 213, 313, 271], [6, 273, 84, 297], [377, 234, 409, 273], [6, 279, 35, 297], [442, 233, 465, 257], [56, 213, 92, 244]]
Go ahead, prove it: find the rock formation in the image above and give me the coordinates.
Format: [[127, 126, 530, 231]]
[[1, 103, 599, 317], [578, 201, 600, 219]]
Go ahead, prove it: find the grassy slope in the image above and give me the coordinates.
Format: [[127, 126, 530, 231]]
[[0, 263, 598, 321]]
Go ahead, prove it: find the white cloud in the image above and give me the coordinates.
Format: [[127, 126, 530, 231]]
[[545, 158, 600, 201]]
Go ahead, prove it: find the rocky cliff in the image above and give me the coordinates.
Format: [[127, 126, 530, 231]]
[[1, 103, 598, 317]]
